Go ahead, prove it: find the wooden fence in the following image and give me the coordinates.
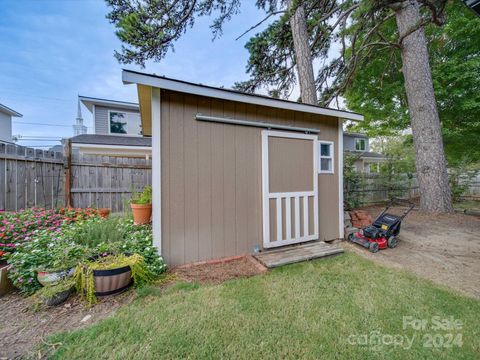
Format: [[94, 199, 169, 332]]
[[70, 153, 151, 212], [2, 142, 477, 211], [349, 173, 420, 204], [0, 142, 151, 212], [348, 172, 480, 204]]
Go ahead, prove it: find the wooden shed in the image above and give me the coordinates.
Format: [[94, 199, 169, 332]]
[[123, 70, 363, 266]]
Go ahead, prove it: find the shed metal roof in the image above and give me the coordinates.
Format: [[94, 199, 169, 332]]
[[122, 70, 363, 122]]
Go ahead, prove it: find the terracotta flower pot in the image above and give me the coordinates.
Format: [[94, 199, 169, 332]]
[[93, 265, 132, 296], [97, 208, 111, 219], [130, 203, 152, 225]]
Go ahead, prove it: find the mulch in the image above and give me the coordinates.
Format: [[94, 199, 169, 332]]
[[173, 256, 267, 285]]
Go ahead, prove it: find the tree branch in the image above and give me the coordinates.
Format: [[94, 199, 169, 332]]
[[235, 10, 285, 40]]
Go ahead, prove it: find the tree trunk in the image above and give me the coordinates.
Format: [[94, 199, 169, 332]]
[[288, 0, 318, 105], [394, 0, 453, 213]]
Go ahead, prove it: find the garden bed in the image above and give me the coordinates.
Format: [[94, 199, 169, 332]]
[[0, 289, 135, 359], [0, 206, 167, 358], [173, 256, 266, 284]]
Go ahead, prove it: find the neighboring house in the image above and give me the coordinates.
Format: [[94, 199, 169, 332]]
[[343, 132, 385, 173], [71, 96, 151, 157], [123, 69, 364, 266], [0, 103, 22, 144]]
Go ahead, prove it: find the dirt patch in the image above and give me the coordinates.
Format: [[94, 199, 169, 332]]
[[0, 256, 266, 359], [173, 256, 266, 285], [0, 290, 135, 359], [343, 206, 480, 299]]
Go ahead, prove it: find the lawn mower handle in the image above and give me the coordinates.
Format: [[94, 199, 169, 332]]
[[387, 198, 415, 219]]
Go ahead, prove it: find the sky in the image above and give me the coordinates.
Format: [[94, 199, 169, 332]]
[[0, 0, 272, 148]]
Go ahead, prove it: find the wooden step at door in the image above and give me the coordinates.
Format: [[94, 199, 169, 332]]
[[253, 241, 343, 268]]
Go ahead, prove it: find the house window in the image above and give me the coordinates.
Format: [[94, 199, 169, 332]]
[[109, 111, 142, 136], [369, 163, 379, 173], [355, 138, 366, 151], [318, 141, 334, 173]]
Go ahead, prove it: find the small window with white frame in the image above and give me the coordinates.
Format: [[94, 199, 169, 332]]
[[318, 141, 334, 174], [355, 138, 366, 151]]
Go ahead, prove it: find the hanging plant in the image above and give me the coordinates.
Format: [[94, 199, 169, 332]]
[[74, 253, 154, 305]]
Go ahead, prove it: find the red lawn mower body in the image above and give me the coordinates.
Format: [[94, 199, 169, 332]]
[[347, 199, 414, 253], [350, 232, 388, 251]]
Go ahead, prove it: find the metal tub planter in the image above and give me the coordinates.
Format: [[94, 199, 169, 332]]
[[76, 254, 150, 305], [93, 265, 132, 296]]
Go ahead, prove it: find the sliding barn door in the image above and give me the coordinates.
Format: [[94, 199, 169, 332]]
[[262, 130, 318, 248]]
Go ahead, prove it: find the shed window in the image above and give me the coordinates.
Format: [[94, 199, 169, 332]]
[[355, 138, 366, 151], [318, 141, 334, 174]]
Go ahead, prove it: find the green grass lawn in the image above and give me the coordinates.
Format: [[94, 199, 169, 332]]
[[48, 252, 479, 359]]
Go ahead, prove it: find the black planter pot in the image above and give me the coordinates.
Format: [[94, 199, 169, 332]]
[[44, 287, 75, 306]]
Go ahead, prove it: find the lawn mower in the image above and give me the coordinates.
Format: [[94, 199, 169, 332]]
[[347, 199, 415, 253]]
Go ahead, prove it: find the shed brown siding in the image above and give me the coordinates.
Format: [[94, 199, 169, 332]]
[[159, 89, 340, 266]]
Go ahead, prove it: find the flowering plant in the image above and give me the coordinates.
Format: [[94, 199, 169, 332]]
[[0, 208, 100, 257], [7, 222, 89, 294], [118, 220, 166, 276], [7, 216, 166, 295]]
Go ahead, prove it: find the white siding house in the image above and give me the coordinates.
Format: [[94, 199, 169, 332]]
[[343, 132, 385, 173], [72, 96, 151, 158], [0, 103, 22, 144]]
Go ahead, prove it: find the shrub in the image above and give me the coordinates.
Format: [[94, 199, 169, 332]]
[[343, 154, 364, 210], [0, 208, 100, 258], [7, 222, 88, 294], [7, 217, 166, 295], [72, 218, 128, 251], [118, 220, 167, 276]]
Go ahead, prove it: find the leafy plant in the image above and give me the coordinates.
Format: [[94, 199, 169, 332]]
[[7, 216, 166, 296], [118, 220, 167, 276], [75, 253, 154, 305], [130, 186, 152, 205], [344, 1, 480, 165], [7, 224, 86, 294], [72, 218, 127, 253], [0, 207, 100, 257], [343, 154, 364, 210]]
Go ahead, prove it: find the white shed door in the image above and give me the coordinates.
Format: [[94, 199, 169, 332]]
[[262, 130, 319, 248]]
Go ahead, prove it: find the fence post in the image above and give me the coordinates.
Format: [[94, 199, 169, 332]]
[[63, 139, 72, 208]]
